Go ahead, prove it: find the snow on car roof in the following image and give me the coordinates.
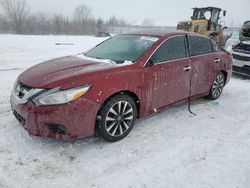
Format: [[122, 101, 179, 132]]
[[126, 30, 190, 37]]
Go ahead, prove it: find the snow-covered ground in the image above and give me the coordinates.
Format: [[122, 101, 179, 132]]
[[0, 35, 250, 188]]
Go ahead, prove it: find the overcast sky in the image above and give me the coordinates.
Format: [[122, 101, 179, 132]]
[[25, 0, 249, 27]]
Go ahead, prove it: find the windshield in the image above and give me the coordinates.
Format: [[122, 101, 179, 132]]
[[193, 9, 209, 20], [85, 35, 159, 63]]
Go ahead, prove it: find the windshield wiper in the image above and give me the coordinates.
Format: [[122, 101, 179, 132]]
[[82, 54, 117, 64]]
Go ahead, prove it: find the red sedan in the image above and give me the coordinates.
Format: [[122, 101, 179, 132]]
[[10, 31, 232, 142]]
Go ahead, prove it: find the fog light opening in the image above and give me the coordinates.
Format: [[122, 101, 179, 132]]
[[45, 124, 68, 135]]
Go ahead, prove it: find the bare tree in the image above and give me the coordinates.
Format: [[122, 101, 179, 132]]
[[141, 18, 155, 26], [0, 0, 29, 34], [106, 16, 127, 26], [0, 1, 130, 35], [96, 17, 104, 30], [74, 4, 92, 25], [25, 12, 52, 34], [107, 16, 119, 26]]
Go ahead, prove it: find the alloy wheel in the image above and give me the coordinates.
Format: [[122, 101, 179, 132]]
[[105, 101, 134, 137], [212, 74, 224, 98]]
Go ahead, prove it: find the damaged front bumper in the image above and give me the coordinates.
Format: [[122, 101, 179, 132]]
[[10, 85, 100, 140], [232, 51, 250, 76]]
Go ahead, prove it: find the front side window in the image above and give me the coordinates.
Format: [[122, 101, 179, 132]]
[[189, 36, 213, 56], [211, 9, 220, 23], [151, 36, 187, 64], [85, 35, 159, 63]]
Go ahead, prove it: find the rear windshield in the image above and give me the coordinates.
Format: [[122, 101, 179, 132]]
[[85, 35, 159, 63]]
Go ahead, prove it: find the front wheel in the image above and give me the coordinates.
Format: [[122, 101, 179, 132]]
[[97, 95, 137, 142], [208, 72, 225, 100]]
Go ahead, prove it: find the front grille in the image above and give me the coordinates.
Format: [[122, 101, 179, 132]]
[[233, 42, 250, 52], [12, 81, 44, 105], [242, 29, 250, 37], [233, 54, 250, 61], [15, 82, 32, 99], [13, 110, 26, 127]]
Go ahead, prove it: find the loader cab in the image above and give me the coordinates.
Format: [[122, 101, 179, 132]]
[[191, 7, 224, 31]]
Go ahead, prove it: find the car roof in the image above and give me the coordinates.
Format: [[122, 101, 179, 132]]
[[192, 7, 222, 11], [126, 30, 191, 37]]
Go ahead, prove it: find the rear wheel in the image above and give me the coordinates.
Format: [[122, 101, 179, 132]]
[[208, 72, 225, 100], [97, 95, 137, 142]]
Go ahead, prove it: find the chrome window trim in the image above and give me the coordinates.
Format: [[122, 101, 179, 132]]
[[143, 34, 221, 67], [188, 51, 221, 58], [143, 35, 187, 67], [153, 57, 190, 65], [187, 34, 216, 57]]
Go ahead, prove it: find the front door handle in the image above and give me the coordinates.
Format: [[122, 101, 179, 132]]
[[214, 58, 221, 63], [183, 66, 192, 71]]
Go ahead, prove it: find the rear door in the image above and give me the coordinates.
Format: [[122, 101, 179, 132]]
[[148, 35, 192, 109], [188, 35, 221, 96]]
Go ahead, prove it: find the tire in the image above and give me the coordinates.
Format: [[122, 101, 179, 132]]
[[97, 94, 138, 142], [208, 72, 225, 100]]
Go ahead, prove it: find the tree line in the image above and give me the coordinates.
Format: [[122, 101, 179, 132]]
[[0, 0, 128, 35]]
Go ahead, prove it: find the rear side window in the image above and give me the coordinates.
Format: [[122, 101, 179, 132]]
[[189, 36, 213, 56], [152, 36, 187, 63]]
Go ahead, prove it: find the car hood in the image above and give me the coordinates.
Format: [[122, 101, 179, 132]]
[[18, 55, 120, 89]]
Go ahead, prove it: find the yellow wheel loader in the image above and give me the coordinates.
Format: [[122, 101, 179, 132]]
[[177, 7, 228, 46]]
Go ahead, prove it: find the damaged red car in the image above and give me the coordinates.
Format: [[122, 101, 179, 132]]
[[10, 31, 232, 142]]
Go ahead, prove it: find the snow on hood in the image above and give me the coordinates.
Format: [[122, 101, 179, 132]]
[[76, 54, 134, 66], [122, 61, 133, 65], [76, 54, 116, 64]]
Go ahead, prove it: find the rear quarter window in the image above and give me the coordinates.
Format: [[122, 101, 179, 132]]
[[189, 35, 213, 56], [211, 40, 218, 52]]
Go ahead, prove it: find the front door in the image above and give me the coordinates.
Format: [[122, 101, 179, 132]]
[[146, 35, 192, 110]]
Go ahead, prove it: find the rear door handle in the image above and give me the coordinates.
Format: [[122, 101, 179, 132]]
[[183, 66, 192, 71], [214, 58, 221, 63]]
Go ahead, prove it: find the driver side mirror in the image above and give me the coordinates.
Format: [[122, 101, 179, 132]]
[[223, 10, 226, 17], [147, 58, 155, 66]]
